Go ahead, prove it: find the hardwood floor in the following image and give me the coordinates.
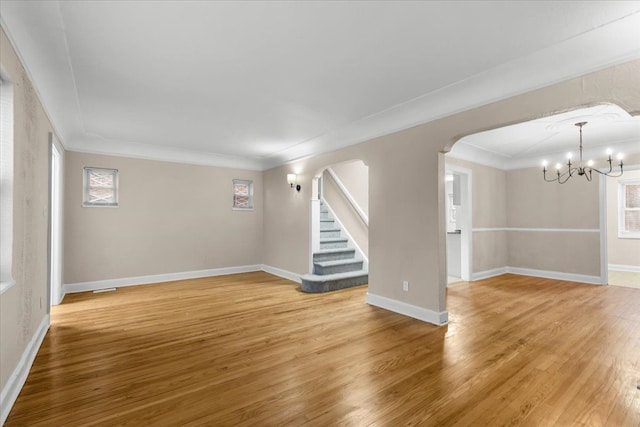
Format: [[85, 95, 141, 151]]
[[6, 272, 640, 426]]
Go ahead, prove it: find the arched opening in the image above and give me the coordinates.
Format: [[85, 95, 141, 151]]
[[302, 159, 369, 293], [443, 103, 639, 288]]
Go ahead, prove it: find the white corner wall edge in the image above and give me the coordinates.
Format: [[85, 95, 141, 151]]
[[260, 265, 302, 283], [608, 264, 640, 273], [63, 265, 263, 294], [1, 314, 50, 425], [471, 266, 601, 285], [366, 292, 448, 326]]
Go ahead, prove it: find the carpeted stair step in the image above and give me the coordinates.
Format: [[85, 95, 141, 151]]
[[313, 248, 356, 262], [320, 211, 329, 219], [314, 258, 363, 275], [320, 219, 335, 229], [301, 270, 369, 293], [320, 237, 348, 249], [319, 228, 341, 238]]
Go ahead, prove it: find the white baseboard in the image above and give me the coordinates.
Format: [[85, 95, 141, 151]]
[[609, 264, 640, 273], [471, 267, 508, 281], [1, 314, 50, 425], [260, 264, 302, 283], [366, 292, 448, 326], [63, 264, 263, 294], [471, 266, 602, 285], [506, 267, 601, 285]]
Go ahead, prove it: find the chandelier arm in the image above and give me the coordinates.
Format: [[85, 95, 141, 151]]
[[557, 169, 574, 184]]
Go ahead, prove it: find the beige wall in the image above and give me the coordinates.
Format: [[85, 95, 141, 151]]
[[329, 160, 369, 216], [263, 60, 640, 315], [607, 168, 640, 267], [505, 166, 601, 275], [64, 152, 263, 284], [0, 29, 58, 395], [446, 157, 507, 273], [322, 169, 368, 258]]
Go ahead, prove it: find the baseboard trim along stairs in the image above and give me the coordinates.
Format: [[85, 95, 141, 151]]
[[302, 202, 368, 292]]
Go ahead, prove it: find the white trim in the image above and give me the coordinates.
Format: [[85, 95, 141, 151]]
[[600, 169, 609, 285], [617, 178, 640, 239], [1, 314, 50, 425], [260, 264, 302, 283], [0, 75, 15, 291], [445, 165, 472, 282], [471, 266, 602, 285], [471, 267, 508, 281], [321, 198, 369, 268], [609, 264, 640, 273], [63, 265, 262, 294], [366, 292, 448, 326], [326, 167, 369, 226], [472, 227, 599, 233], [506, 267, 601, 285], [0, 279, 17, 294]]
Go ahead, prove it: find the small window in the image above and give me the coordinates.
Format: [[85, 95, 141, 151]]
[[618, 180, 640, 238], [233, 179, 253, 210], [83, 167, 119, 207]]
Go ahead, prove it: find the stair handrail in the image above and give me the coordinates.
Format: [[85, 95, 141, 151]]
[[326, 167, 369, 226]]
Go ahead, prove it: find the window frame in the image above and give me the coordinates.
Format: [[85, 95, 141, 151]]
[[83, 167, 119, 208], [232, 179, 254, 211], [618, 179, 640, 239], [0, 75, 15, 293]]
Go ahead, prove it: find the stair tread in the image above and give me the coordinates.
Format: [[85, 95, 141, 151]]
[[314, 259, 362, 267], [320, 237, 348, 243], [320, 228, 341, 232], [301, 269, 368, 282], [313, 249, 355, 257]]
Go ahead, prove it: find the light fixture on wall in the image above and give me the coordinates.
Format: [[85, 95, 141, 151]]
[[543, 121, 623, 184], [287, 173, 301, 192]]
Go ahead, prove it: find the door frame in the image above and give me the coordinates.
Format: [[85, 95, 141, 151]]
[[445, 164, 472, 282], [48, 133, 64, 306]]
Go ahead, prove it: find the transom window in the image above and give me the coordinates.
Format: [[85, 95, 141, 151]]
[[618, 179, 640, 238], [233, 179, 253, 210], [83, 167, 119, 207]]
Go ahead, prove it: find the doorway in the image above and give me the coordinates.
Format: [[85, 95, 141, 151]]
[[445, 165, 472, 285], [49, 134, 63, 305]]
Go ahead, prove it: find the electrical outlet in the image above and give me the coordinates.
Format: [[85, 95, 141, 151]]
[[403, 281, 409, 292]]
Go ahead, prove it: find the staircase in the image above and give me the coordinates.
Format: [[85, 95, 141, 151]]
[[301, 202, 368, 293]]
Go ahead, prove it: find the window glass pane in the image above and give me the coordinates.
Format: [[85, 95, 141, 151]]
[[232, 179, 253, 209], [234, 183, 249, 196], [625, 210, 640, 233], [625, 184, 640, 208], [234, 195, 250, 208], [89, 188, 115, 204], [89, 170, 114, 188]]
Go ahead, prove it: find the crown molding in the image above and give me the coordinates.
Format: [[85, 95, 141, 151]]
[[3, 6, 640, 171]]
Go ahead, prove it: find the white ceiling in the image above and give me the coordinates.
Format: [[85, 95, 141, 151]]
[[1, 1, 640, 170], [451, 104, 640, 170]]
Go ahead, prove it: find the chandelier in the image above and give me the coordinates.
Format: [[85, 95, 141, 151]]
[[543, 121, 624, 184]]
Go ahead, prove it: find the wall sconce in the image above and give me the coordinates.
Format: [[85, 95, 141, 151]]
[[287, 173, 301, 192]]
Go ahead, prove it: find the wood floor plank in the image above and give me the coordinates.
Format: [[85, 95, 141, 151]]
[[5, 272, 640, 426]]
